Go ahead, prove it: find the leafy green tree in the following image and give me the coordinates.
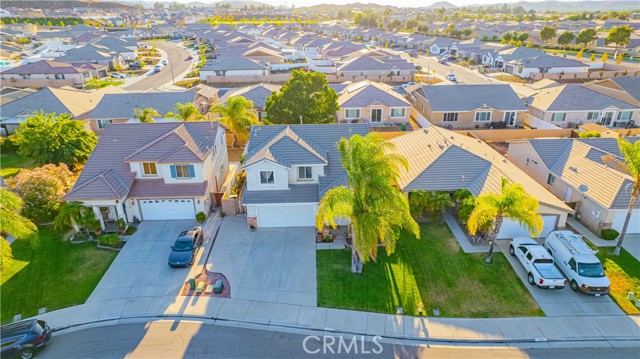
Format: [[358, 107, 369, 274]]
[[315, 133, 419, 273], [211, 96, 260, 148], [409, 190, 430, 219], [539, 26, 557, 45], [576, 28, 597, 49], [405, 19, 418, 30], [53, 201, 91, 232], [0, 189, 38, 269], [265, 70, 339, 124], [467, 178, 543, 263], [606, 26, 633, 56], [14, 111, 98, 167], [557, 31, 575, 47], [388, 19, 402, 31], [166, 102, 206, 122], [134, 107, 160, 123]]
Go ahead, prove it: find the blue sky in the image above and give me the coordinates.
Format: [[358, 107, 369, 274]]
[[156, 0, 593, 8]]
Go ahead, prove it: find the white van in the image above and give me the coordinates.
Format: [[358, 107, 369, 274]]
[[543, 231, 610, 295]]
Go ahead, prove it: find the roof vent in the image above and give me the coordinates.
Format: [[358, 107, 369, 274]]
[[570, 166, 578, 173]]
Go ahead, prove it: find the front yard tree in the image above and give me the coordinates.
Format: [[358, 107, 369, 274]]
[[603, 139, 640, 256], [539, 26, 557, 45], [467, 178, 543, 263], [211, 96, 259, 148], [6, 164, 76, 222], [0, 189, 38, 269], [576, 28, 597, 49], [265, 70, 339, 124], [53, 201, 90, 232], [166, 102, 206, 122], [315, 133, 420, 273], [134, 107, 160, 123], [14, 111, 98, 167], [606, 26, 633, 56], [557, 31, 575, 48]]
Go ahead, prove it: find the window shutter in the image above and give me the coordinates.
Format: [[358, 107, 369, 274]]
[[170, 165, 177, 178], [188, 164, 195, 178]]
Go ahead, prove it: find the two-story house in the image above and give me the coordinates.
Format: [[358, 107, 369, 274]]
[[409, 84, 527, 129], [336, 81, 412, 126], [241, 124, 369, 228], [64, 122, 229, 229]]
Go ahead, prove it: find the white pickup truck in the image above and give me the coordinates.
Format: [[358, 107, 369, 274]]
[[509, 237, 566, 289]]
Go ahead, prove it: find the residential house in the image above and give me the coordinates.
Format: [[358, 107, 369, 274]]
[[391, 127, 573, 238], [429, 37, 456, 55], [583, 78, 640, 108], [242, 46, 286, 65], [410, 84, 527, 129], [336, 54, 417, 82], [526, 84, 639, 128], [63, 122, 229, 228], [55, 46, 125, 70], [506, 54, 589, 79], [199, 58, 269, 82], [242, 124, 370, 228], [0, 60, 107, 88], [336, 81, 412, 126], [217, 83, 281, 121], [508, 137, 640, 234]]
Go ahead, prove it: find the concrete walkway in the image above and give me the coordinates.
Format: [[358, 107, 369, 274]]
[[443, 212, 491, 253], [567, 217, 640, 261]]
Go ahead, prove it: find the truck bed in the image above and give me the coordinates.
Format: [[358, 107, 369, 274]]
[[534, 263, 565, 282]]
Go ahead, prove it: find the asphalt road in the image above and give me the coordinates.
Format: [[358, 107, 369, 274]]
[[124, 41, 193, 91], [413, 55, 493, 85], [39, 321, 636, 359]]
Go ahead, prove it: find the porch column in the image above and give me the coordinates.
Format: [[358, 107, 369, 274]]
[[93, 206, 105, 230]]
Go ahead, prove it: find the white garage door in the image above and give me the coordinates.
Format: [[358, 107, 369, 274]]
[[140, 198, 195, 221], [497, 215, 558, 239], [257, 204, 315, 228], [612, 209, 640, 234]]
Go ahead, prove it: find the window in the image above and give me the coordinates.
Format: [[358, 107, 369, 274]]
[[298, 166, 312, 181], [526, 252, 533, 261], [475, 111, 491, 122], [551, 113, 566, 122], [443, 113, 458, 122], [97, 119, 113, 129], [587, 112, 599, 121], [568, 258, 577, 272], [175, 165, 191, 179], [390, 108, 406, 118], [617, 111, 632, 121], [260, 170, 274, 184], [345, 109, 360, 119], [547, 173, 555, 186], [21, 74, 30, 79], [142, 162, 157, 176], [54, 73, 65, 80]]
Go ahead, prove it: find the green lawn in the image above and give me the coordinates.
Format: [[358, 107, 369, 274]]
[[84, 78, 124, 89], [596, 247, 640, 315], [0, 153, 32, 178], [317, 221, 543, 318], [1, 227, 118, 323]]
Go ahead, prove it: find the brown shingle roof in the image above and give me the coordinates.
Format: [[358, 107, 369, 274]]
[[128, 179, 208, 198]]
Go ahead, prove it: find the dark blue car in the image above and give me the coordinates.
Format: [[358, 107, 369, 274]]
[[1, 319, 51, 359], [168, 227, 203, 268]]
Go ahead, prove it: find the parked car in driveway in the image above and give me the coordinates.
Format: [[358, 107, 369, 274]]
[[1, 319, 52, 359], [168, 226, 203, 268], [509, 237, 566, 289], [544, 231, 610, 295]]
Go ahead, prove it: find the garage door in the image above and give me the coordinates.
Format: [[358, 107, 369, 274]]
[[497, 215, 558, 239], [257, 204, 315, 228], [612, 209, 640, 234], [140, 198, 195, 221]]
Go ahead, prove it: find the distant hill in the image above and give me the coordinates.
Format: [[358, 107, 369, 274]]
[[302, 2, 397, 11], [426, 1, 458, 10], [1, 0, 130, 9], [466, 1, 639, 12], [215, 0, 272, 7]]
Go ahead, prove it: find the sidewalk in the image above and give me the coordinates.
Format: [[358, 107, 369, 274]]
[[567, 217, 640, 261], [443, 212, 491, 253]]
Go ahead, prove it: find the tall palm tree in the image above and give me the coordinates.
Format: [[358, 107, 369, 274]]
[[426, 191, 453, 217], [467, 177, 543, 263], [133, 107, 160, 123], [603, 138, 640, 256], [409, 190, 430, 219], [315, 133, 420, 273], [210, 96, 259, 148], [0, 188, 38, 268], [53, 201, 90, 232], [166, 102, 206, 122]]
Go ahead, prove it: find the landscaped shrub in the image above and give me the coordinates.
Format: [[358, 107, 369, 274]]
[[97, 233, 123, 248], [175, 78, 201, 88], [601, 229, 619, 241], [196, 211, 206, 223], [579, 130, 601, 138], [0, 135, 19, 153], [71, 231, 91, 242], [125, 226, 137, 236]]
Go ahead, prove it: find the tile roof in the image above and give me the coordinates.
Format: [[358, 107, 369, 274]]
[[338, 81, 411, 108], [243, 184, 320, 204], [514, 54, 587, 68], [84, 91, 197, 119], [218, 83, 281, 109], [528, 84, 638, 112], [128, 179, 208, 198], [201, 58, 268, 71], [243, 126, 328, 168], [415, 84, 527, 112], [0, 59, 92, 74], [337, 55, 416, 72]]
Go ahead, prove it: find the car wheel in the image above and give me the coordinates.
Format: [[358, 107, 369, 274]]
[[509, 245, 515, 256], [570, 280, 579, 291], [527, 273, 535, 285], [17, 348, 35, 359]]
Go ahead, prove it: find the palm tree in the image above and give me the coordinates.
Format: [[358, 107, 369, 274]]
[[166, 102, 206, 122], [409, 190, 430, 219], [467, 177, 543, 263], [53, 201, 90, 232], [133, 107, 160, 123], [210, 96, 259, 148], [0, 188, 38, 268], [315, 133, 420, 273], [603, 138, 640, 256], [426, 191, 453, 217]]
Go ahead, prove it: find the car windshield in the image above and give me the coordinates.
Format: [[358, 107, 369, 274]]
[[578, 262, 605, 278], [173, 240, 193, 251]]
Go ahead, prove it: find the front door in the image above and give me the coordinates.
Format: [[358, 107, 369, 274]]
[[371, 108, 382, 123], [600, 112, 614, 126], [564, 187, 573, 202], [99, 207, 116, 222]]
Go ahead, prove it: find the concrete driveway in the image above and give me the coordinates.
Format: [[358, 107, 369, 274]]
[[87, 220, 201, 310], [207, 216, 317, 306], [496, 240, 624, 317]]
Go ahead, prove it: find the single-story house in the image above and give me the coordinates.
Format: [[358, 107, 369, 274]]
[[336, 80, 411, 126], [199, 58, 270, 82], [506, 54, 589, 79], [0, 60, 106, 88], [508, 137, 640, 234], [63, 122, 229, 228], [216, 83, 281, 121]]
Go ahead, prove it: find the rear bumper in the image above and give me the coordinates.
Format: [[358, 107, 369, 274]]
[[538, 285, 565, 289], [580, 288, 610, 295]]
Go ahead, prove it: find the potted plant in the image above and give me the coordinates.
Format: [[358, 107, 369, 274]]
[[196, 211, 206, 223], [115, 218, 126, 235], [91, 219, 103, 236], [249, 224, 257, 232]]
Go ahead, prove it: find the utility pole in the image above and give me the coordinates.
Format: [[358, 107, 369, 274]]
[[169, 58, 175, 85]]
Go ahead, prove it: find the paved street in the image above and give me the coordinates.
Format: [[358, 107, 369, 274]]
[[40, 321, 637, 359], [413, 55, 493, 85], [124, 41, 193, 91]]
